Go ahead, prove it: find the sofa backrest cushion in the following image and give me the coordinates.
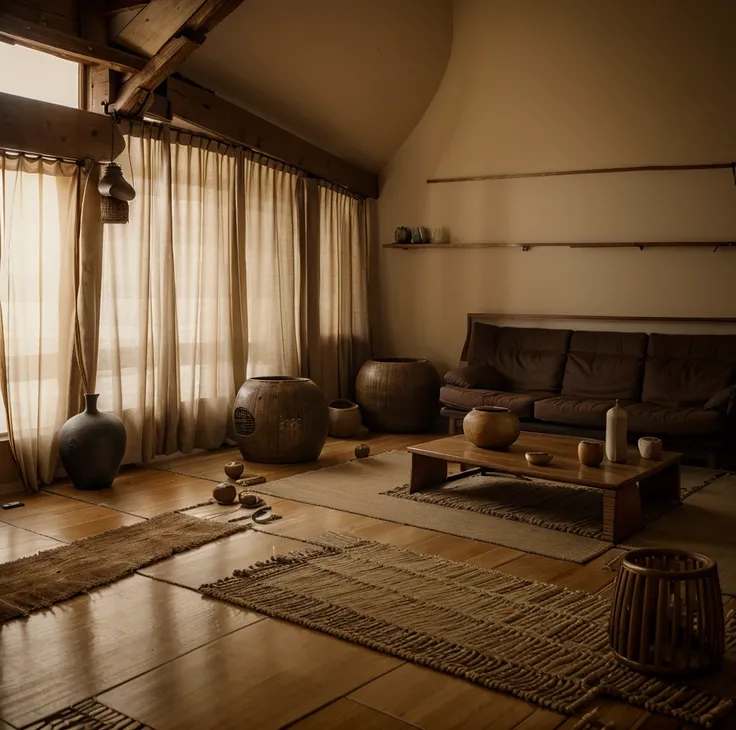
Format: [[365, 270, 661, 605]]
[[562, 330, 648, 401], [467, 322, 572, 393], [642, 333, 736, 407]]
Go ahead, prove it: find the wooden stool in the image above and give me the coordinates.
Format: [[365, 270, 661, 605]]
[[609, 548, 725, 676]]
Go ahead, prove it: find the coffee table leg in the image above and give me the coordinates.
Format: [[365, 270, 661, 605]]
[[638, 462, 681, 504], [409, 453, 448, 493], [602, 482, 643, 543]]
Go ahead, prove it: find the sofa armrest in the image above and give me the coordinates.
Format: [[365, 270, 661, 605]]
[[704, 384, 736, 413], [444, 364, 505, 390]]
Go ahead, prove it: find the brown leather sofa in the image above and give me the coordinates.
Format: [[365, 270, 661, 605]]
[[440, 322, 736, 467]]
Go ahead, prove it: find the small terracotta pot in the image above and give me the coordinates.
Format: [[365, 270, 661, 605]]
[[578, 439, 604, 467], [638, 436, 662, 460], [328, 399, 362, 438], [463, 406, 520, 450]]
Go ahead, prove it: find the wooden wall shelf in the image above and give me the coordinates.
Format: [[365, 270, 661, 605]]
[[383, 241, 735, 251]]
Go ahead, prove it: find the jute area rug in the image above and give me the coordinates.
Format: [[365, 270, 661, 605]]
[[0, 512, 249, 622], [200, 533, 736, 728], [247, 450, 726, 565]]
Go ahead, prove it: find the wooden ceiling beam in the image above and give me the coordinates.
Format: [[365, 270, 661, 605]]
[[0, 91, 125, 161], [111, 0, 246, 116], [0, 4, 378, 197], [0, 11, 145, 73]]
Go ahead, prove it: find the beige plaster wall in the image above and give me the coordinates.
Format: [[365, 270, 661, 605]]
[[376, 0, 736, 374]]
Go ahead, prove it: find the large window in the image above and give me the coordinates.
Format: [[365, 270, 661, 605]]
[[0, 44, 79, 107], [0, 46, 79, 437]]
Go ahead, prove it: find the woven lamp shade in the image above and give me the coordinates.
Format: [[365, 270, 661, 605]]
[[100, 196, 129, 224]]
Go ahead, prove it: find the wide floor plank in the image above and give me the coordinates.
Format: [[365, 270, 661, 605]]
[[290, 698, 418, 730], [349, 663, 541, 730], [97, 618, 402, 730], [139, 529, 308, 588], [0, 574, 261, 727], [0, 522, 62, 563]]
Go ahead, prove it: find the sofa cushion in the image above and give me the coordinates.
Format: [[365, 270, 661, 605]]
[[642, 333, 736, 407], [439, 385, 541, 419], [444, 364, 505, 390], [534, 396, 616, 427], [624, 402, 724, 436], [466, 322, 572, 394], [705, 384, 736, 412], [562, 330, 647, 401]]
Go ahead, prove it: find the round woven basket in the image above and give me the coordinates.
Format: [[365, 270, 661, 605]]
[[609, 548, 725, 676], [355, 358, 440, 433]]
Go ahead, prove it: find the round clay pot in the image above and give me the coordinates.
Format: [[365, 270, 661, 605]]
[[213, 482, 237, 504], [462, 406, 520, 450], [327, 399, 362, 438], [355, 358, 440, 433], [578, 439, 604, 467], [58, 393, 127, 490], [224, 461, 245, 480], [232, 376, 328, 463], [638, 436, 662, 461]]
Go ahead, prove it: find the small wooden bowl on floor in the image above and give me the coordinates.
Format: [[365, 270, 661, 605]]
[[609, 548, 725, 676], [525, 451, 553, 466]]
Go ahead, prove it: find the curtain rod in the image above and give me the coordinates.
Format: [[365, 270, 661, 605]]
[[426, 162, 735, 184], [133, 118, 361, 198], [0, 146, 84, 165]]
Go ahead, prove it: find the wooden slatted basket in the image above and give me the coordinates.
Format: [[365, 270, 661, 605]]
[[609, 548, 725, 676]]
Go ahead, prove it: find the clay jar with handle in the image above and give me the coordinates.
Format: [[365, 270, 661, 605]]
[[463, 406, 520, 450]]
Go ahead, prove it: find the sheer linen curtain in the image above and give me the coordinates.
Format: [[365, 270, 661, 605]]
[[0, 153, 80, 489], [97, 123, 238, 463], [240, 152, 303, 378], [303, 180, 371, 402]]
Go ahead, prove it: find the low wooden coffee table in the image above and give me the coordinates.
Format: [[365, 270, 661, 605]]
[[407, 433, 681, 543]]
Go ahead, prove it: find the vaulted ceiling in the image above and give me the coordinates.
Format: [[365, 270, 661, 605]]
[[178, 0, 453, 172]]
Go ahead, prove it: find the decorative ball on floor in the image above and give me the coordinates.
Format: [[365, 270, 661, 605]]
[[224, 461, 245, 480], [355, 444, 370, 459], [238, 492, 262, 507], [212, 482, 237, 504]]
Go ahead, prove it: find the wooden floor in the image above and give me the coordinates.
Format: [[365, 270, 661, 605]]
[[0, 432, 733, 730]]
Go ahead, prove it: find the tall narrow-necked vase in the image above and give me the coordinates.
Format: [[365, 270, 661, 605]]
[[58, 394, 127, 490], [605, 399, 628, 464]]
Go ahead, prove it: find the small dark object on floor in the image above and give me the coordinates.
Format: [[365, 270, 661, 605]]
[[224, 461, 245, 480], [252, 506, 282, 524], [2, 501, 24, 510], [238, 492, 264, 508], [236, 474, 266, 487], [212, 482, 237, 504], [355, 444, 371, 459]]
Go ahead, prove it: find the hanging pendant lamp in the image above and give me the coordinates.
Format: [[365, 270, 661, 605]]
[[100, 113, 135, 224]]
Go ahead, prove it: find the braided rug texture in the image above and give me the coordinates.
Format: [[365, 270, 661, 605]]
[[200, 533, 735, 728]]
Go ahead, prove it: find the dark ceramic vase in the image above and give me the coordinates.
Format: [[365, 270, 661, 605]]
[[58, 394, 127, 490]]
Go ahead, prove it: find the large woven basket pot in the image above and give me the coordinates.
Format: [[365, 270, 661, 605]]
[[233, 376, 328, 463], [355, 358, 440, 433]]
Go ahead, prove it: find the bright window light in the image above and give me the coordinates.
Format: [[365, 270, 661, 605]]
[[0, 43, 79, 108]]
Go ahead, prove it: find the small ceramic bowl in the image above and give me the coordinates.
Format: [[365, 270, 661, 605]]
[[525, 451, 553, 466]]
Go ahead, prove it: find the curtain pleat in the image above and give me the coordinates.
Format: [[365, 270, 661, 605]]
[[0, 153, 80, 490], [303, 181, 371, 402]]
